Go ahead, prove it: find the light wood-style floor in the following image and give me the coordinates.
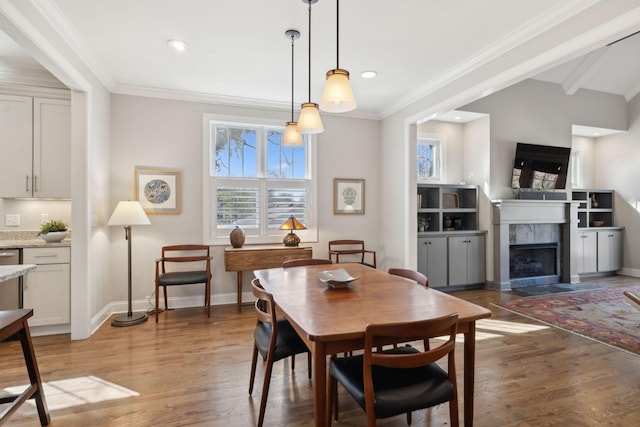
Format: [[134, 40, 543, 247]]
[[2, 275, 640, 426]]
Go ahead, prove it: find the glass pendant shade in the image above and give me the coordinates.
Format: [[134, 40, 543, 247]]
[[283, 121, 304, 146], [297, 102, 324, 134], [320, 68, 357, 113]]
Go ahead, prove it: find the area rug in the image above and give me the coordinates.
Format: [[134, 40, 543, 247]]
[[510, 282, 603, 297], [496, 286, 640, 355]]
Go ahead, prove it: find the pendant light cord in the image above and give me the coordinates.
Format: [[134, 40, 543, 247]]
[[290, 33, 295, 122], [308, 2, 312, 102], [336, 0, 340, 69]]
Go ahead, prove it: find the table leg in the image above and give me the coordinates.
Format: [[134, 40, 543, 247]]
[[236, 271, 243, 312], [312, 342, 327, 427], [463, 321, 476, 427], [19, 321, 50, 426]]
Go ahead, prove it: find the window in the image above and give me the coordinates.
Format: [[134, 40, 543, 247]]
[[417, 135, 441, 181], [203, 115, 317, 245]]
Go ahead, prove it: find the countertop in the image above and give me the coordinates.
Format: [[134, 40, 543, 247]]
[[0, 230, 71, 249], [0, 239, 71, 250], [0, 264, 36, 282]]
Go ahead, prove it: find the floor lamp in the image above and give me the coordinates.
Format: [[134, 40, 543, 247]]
[[108, 200, 151, 327]]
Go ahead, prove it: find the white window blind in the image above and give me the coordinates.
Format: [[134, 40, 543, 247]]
[[203, 114, 317, 245]]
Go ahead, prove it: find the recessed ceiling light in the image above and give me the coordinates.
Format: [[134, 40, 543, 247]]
[[454, 116, 462, 120], [167, 39, 188, 52], [593, 132, 601, 136], [361, 70, 377, 79]]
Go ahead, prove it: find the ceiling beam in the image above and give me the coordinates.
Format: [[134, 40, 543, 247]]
[[561, 46, 608, 95]]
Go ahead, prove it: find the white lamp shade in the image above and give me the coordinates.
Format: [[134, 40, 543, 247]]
[[320, 69, 357, 113], [282, 121, 304, 146], [297, 103, 325, 134], [107, 201, 151, 226]]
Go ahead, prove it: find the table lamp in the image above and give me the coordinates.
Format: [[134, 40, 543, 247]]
[[278, 215, 306, 247], [107, 200, 151, 327]]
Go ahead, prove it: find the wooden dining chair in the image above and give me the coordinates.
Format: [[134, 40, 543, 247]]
[[328, 240, 377, 268], [328, 313, 459, 427], [249, 278, 311, 427], [154, 244, 212, 323], [282, 258, 332, 268], [388, 268, 429, 287]]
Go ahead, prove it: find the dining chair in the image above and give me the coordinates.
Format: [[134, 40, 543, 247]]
[[388, 268, 429, 287], [249, 278, 311, 427], [154, 244, 212, 323], [328, 240, 377, 268], [387, 268, 431, 350], [328, 313, 459, 427], [282, 258, 332, 268]]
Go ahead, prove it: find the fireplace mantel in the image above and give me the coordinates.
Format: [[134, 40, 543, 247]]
[[490, 199, 580, 290]]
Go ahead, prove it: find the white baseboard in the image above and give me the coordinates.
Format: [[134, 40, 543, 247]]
[[618, 268, 640, 278]]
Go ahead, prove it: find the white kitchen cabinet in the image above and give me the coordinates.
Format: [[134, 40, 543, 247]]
[[22, 247, 70, 327], [0, 94, 33, 197], [576, 230, 598, 274], [448, 235, 486, 286], [0, 96, 70, 198], [417, 236, 447, 287], [33, 98, 72, 198], [597, 229, 622, 272]]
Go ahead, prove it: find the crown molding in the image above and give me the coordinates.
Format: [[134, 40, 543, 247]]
[[112, 83, 379, 120], [0, 66, 67, 89], [0, 81, 70, 99]]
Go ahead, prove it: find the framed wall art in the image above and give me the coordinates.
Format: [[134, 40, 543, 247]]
[[334, 178, 365, 215], [134, 168, 181, 214]]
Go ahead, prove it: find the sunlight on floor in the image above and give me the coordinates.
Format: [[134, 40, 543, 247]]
[[4, 375, 139, 411], [476, 318, 549, 333], [429, 318, 550, 343]]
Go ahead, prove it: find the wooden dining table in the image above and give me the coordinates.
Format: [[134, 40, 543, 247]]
[[254, 263, 492, 427]]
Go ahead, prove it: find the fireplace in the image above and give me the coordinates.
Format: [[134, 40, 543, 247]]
[[491, 199, 579, 291], [509, 242, 560, 288]]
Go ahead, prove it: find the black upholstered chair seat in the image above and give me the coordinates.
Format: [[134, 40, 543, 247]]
[[154, 244, 212, 322], [331, 346, 455, 420], [250, 279, 312, 427], [158, 270, 208, 286], [254, 318, 309, 362]]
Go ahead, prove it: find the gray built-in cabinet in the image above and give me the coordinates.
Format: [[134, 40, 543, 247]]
[[417, 184, 486, 289], [572, 189, 623, 275]]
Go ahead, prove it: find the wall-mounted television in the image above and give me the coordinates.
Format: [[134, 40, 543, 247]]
[[511, 143, 571, 190]]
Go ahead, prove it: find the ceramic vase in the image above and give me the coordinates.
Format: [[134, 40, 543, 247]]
[[229, 226, 245, 248]]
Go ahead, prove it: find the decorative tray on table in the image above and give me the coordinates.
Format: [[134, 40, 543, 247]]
[[317, 268, 360, 289]]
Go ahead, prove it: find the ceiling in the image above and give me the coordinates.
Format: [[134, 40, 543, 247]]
[[1, 0, 640, 124]]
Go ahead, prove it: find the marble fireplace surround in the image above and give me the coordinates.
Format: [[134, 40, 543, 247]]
[[491, 199, 580, 291]]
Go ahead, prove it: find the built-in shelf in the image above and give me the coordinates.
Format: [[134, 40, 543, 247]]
[[572, 189, 614, 228], [417, 184, 479, 233]]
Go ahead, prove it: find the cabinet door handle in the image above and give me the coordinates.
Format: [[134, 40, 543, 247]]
[[34, 175, 39, 192], [33, 254, 58, 258], [26, 175, 30, 192]]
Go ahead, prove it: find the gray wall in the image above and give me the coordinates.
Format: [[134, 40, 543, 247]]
[[110, 94, 381, 306], [461, 79, 627, 200]]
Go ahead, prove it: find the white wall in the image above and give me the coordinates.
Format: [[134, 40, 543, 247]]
[[460, 80, 627, 200], [463, 116, 491, 278], [110, 94, 380, 307], [593, 92, 640, 275], [571, 135, 596, 189]]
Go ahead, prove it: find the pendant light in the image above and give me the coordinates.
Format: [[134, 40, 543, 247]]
[[282, 29, 304, 146], [320, 0, 357, 113], [297, 0, 324, 134]]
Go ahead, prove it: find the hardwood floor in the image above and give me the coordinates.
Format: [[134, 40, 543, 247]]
[[2, 275, 640, 426]]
